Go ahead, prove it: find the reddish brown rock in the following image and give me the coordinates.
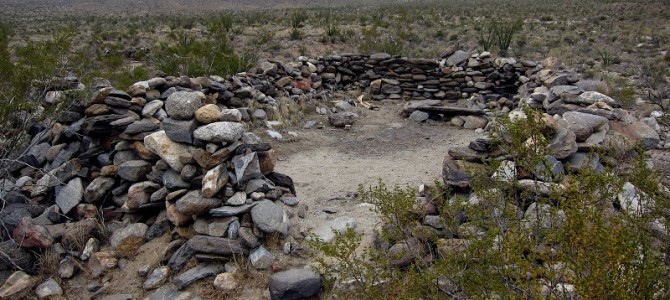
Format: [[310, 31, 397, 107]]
[[12, 218, 53, 248]]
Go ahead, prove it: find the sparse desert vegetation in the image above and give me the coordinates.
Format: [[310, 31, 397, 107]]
[[0, 0, 669, 299]]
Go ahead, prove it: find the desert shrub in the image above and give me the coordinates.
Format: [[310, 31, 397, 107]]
[[357, 26, 404, 56], [156, 30, 254, 76], [600, 75, 636, 109], [208, 13, 235, 33], [311, 107, 670, 299], [291, 10, 309, 28], [474, 18, 524, 54], [254, 27, 275, 46], [290, 27, 303, 40]]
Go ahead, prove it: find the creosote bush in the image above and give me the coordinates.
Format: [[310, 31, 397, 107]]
[[310, 107, 670, 299]]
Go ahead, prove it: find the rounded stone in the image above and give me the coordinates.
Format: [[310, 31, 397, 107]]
[[165, 91, 204, 120]]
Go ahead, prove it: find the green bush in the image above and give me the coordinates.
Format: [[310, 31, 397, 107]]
[[474, 18, 524, 54]]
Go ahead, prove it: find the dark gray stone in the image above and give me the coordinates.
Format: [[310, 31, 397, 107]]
[[118, 160, 152, 182], [173, 263, 223, 290], [143, 266, 170, 290], [162, 118, 198, 144], [269, 268, 322, 300], [175, 190, 222, 216], [328, 112, 358, 128], [251, 200, 284, 234], [162, 169, 191, 189], [124, 120, 159, 135], [187, 235, 246, 255], [233, 152, 262, 185], [168, 243, 195, 272], [534, 155, 565, 182], [209, 203, 257, 217], [25, 142, 50, 167], [84, 176, 115, 203]]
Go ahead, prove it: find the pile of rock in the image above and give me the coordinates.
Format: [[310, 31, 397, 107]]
[[0, 76, 321, 299]]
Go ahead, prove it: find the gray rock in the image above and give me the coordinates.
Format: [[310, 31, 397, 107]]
[[145, 131, 194, 172], [329, 112, 358, 128], [442, 155, 472, 191], [220, 109, 242, 122], [84, 176, 115, 203], [423, 215, 445, 229], [209, 203, 257, 217], [113, 150, 141, 167], [142, 100, 164, 117], [35, 278, 63, 299], [162, 118, 198, 144], [109, 223, 148, 253], [549, 85, 582, 99], [124, 120, 159, 135], [26, 142, 50, 167], [533, 156, 565, 182], [194, 122, 245, 143], [175, 190, 222, 216], [118, 160, 152, 182], [58, 256, 76, 279], [408, 111, 429, 122], [80, 238, 99, 261], [165, 91, 203, 120], [618, 182, 643, 214], [225, 192, 246, 206], [0, 240, 34, 272], [306, 216, 357, 243], [250, 200, 284, 234], [54, 178, 83, 214], [227, 220, 240, 239], [333, 100, 352, 111], [245, 179, 276, 194], [462, 115, 488, 129], [173, 263, 223, 290], [143, 266, 170, 290], [249, 246, 274, 269], [562, 111, 608, 142], [163, 169, 191, 189], [570, 91, 619, 107], [446, 50, 469, 66], [279, 196, 300, 206], [167, 243, 195, 272], [547, 128, 578, 159], [269, 268, 321, 300], [369, 53, 391, 60], [125, 181, 161, 211], [187, 236, 246, 255], [566, 153, 604, 173], [388, 238, 426, 267], [233, 152, 262, 185], [252, 109, 267, 120]]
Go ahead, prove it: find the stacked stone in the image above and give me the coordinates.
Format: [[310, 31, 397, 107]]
[[0, 75, 313, 298], [292, 50, 534, 102]]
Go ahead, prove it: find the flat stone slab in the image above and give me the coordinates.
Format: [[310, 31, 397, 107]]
[[414, 105, 485, 116]]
